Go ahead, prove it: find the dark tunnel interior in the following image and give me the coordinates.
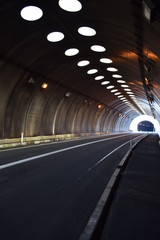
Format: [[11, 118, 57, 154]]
[[1, 0, 160, 139]]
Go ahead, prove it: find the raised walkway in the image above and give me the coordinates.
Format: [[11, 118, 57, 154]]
[[101, 133, 160, 240]]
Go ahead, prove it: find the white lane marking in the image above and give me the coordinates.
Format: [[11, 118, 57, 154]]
[[0, 134, 131, 170], [77, 140, 130, 180], [77, 134, 145, 180]]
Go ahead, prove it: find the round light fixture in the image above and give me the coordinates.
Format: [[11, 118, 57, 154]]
[[117, 80, 126, 83], [118, 95, 124, 98], [107, 67, 118, 72], [95, 76, 104, 80], [106, 85, 114, 89], [100, 58, 112, 64], [114, 92, 121, 95], [121, 84, 129, 88], [47, 32, 64, 42], [65, 48, 79, 56], [78, 26, 96, 36], [112, 74, 122, 78], [101, 81, 110, 85], [77, 60, 90, 66], [124, 88, 131, 91], [20, 6, 43, 21], [111, 89, 118, 93], [58, 0, 82, 12], [91, 45, 106, 52], [87, 69, 98, 74]]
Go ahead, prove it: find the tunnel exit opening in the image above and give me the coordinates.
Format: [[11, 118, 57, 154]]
[[129, 115, 160, 133], [138, 121, 154, 132]]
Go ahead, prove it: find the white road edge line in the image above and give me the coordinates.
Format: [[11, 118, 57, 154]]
[[0, 134, 132, 170]]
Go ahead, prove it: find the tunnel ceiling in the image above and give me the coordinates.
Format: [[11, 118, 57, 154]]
[[1, 0, 160, 138]]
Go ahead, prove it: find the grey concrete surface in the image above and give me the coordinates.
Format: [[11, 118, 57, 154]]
[[101, 133, 160, 240]]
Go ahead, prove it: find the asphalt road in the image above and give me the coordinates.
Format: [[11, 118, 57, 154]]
[[0, 133, 143, 240]]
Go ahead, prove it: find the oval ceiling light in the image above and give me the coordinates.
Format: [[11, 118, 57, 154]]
[[117, 80, 126, 83], [124, 88, 131, 91], [91, 45, 106, 52], [20, 6, 43, 21], [107, 85, 114, 89], [47, 32, 64, 42], [114, 92, 121, 95], [100, 58, 112, 64], [111, 89, 118, 93], [118, 95, 124, 98], [101, 81, 110, 85], [120, 97, 126, 100], [87, 69, 98, 74], [58, 0, 82, 12], [65, 48, 79, 56], [112, 74, 122, 78], [78, 26, 96, 36], [95, 76, 104, 80], [77, 60, 90, 66], [121, 84, 129, 88], [107, 67, 118, 72]]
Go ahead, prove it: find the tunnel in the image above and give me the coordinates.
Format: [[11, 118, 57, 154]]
[[1, 1, 160, 240], [1, 0, 160, 140]]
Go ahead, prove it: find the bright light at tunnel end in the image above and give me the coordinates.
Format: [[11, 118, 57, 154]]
[[129, 115, 160, 133]]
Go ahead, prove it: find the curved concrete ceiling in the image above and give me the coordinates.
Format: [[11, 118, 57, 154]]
[[1, 0, 160, 138]]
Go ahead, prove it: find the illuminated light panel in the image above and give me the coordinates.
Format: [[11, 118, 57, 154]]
[[112, 74, 122, 78], [117, 80, 126, 83], [107, 67, 118, 72], [20, 6, 43, 21], [118, 95, 124, 98], [78, 26, 96, 36], [120, 97, 126, 100], [106, 85, 114, 89], [58, 0, 82, 12], [101, 81, 110, 85], [111, 89, 118, 93], [47, 32, 64, 42], [87, 69, 98, 74], [126, 92, 133, 94], [91, 45, 106, 52], [100, 58, 112, 63], [124, 88, 131, 91], [114, 92, 121, 95], [77, 60, 90, 66], [121, 84, 129, 88], [65, 48, 79, 56], [95, 76, 104, 80]]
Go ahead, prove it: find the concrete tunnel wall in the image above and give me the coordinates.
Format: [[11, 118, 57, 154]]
[[0, 64, 132, 139]]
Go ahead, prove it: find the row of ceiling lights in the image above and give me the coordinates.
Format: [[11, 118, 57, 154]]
[[20, 0, 144, 115]]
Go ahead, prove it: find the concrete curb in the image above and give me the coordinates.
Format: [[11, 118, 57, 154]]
[[0, 132, 120, 149], [79, 134, 148, 240]]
